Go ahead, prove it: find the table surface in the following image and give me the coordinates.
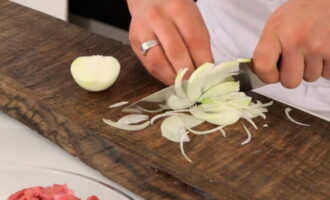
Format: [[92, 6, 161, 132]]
[[0, 110, 142, 199]]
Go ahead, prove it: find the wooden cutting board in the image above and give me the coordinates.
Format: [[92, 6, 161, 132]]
[[0, 1, 329, 200]]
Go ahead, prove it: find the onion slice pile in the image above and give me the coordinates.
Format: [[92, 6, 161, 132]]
[[103, 60, 275, 162]]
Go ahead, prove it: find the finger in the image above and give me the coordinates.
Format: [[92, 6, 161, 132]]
[[148, 10, 195, 76], [253, 32, 281, 83], [303, 56, 323, 82], [144, 45, 177, 85], [323, 60, 330, 78], [171, 2, 213, 67], [279, 51, 305, 88], [130, 24, 176, 85]]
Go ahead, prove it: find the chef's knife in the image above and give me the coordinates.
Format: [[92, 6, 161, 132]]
[[122, 60, 266, 112]]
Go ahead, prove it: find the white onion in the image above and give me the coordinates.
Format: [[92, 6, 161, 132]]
[[109, 101, 129, 108], [187, 125, 226, 135], [180, 131, 192, 163], [122, 108, 143, 114], [285, 108, 310, 126], [175, 68, 188, 99], [219, 128, 227, 137], [136, 105, 166, 113], [117, 114, 149, 125], [242, 117, 258, 130], [71, 55, 120, 92], [241, 124, 252, 145], [161, 115, 190, 143], [161, 114, 203, 142]]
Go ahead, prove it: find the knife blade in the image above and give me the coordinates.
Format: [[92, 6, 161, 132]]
[[234, 60, 267, 91], [122, 60, 266, 113]]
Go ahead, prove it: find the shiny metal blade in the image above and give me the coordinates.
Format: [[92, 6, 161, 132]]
[[234, 60, 266, 91], [234, 61, 253, 92], [122, 86, 175, 113], [123, 60, 266, 113]]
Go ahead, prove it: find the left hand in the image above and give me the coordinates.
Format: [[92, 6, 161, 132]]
[[253, 0, 330, 88]]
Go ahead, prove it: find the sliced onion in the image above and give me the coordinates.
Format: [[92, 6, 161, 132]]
[[175, 68, 188, 99], [186, 125, 225, 135], [180, 114, 204, 128], [151, 112, 185, 125], [122, 108, 143, 114], [180, 131, 192, 163], [186, 63, 214, 102], [285, 108, 310, 126], [165, 109, 191, 114], [166, 94, 193, 110], [191, 107, 241, 126], [237, 58, 252, 63], [242, 117, 258, 130], [151, 113, 174, 125], [117, 114, 149, 125], [103, 118, 150, 131], [219, 127, 227, 137], [258, 112, 267, 119], [199, 81, 240, 101], [240, 101, 271, 119], [161, 115, 190, 143], [241, 124, 252, 145], [136, 105, 166, 113], [160, 114, 204, 142], [253, 100, 273, 107], [109, 101, 129, 108], [202, 61, 239, 91], [214, 92, 247, 101]]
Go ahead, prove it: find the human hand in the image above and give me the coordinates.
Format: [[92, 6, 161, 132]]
[[253, 0, 330, 88], [127, 0, 213, 85]]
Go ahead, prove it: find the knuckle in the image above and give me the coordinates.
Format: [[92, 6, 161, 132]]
[[281, 28, 305, 48], [166, 0, 186, 13], [145, 5, 162, 21], [307, 40, 325, 55]]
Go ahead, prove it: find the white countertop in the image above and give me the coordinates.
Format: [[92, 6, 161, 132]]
[[0, 111, 142, 199]]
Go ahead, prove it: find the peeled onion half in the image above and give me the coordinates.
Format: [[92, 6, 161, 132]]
[[71, 55, 120, 92]]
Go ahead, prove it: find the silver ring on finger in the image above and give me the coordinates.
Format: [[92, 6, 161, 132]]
[[140, 40, 160, 56]]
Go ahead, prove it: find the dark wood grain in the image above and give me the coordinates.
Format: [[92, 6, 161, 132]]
[[0, 1, 329, 200]]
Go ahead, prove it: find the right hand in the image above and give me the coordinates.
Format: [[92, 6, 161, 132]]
[[127, 0, 213, 85]]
